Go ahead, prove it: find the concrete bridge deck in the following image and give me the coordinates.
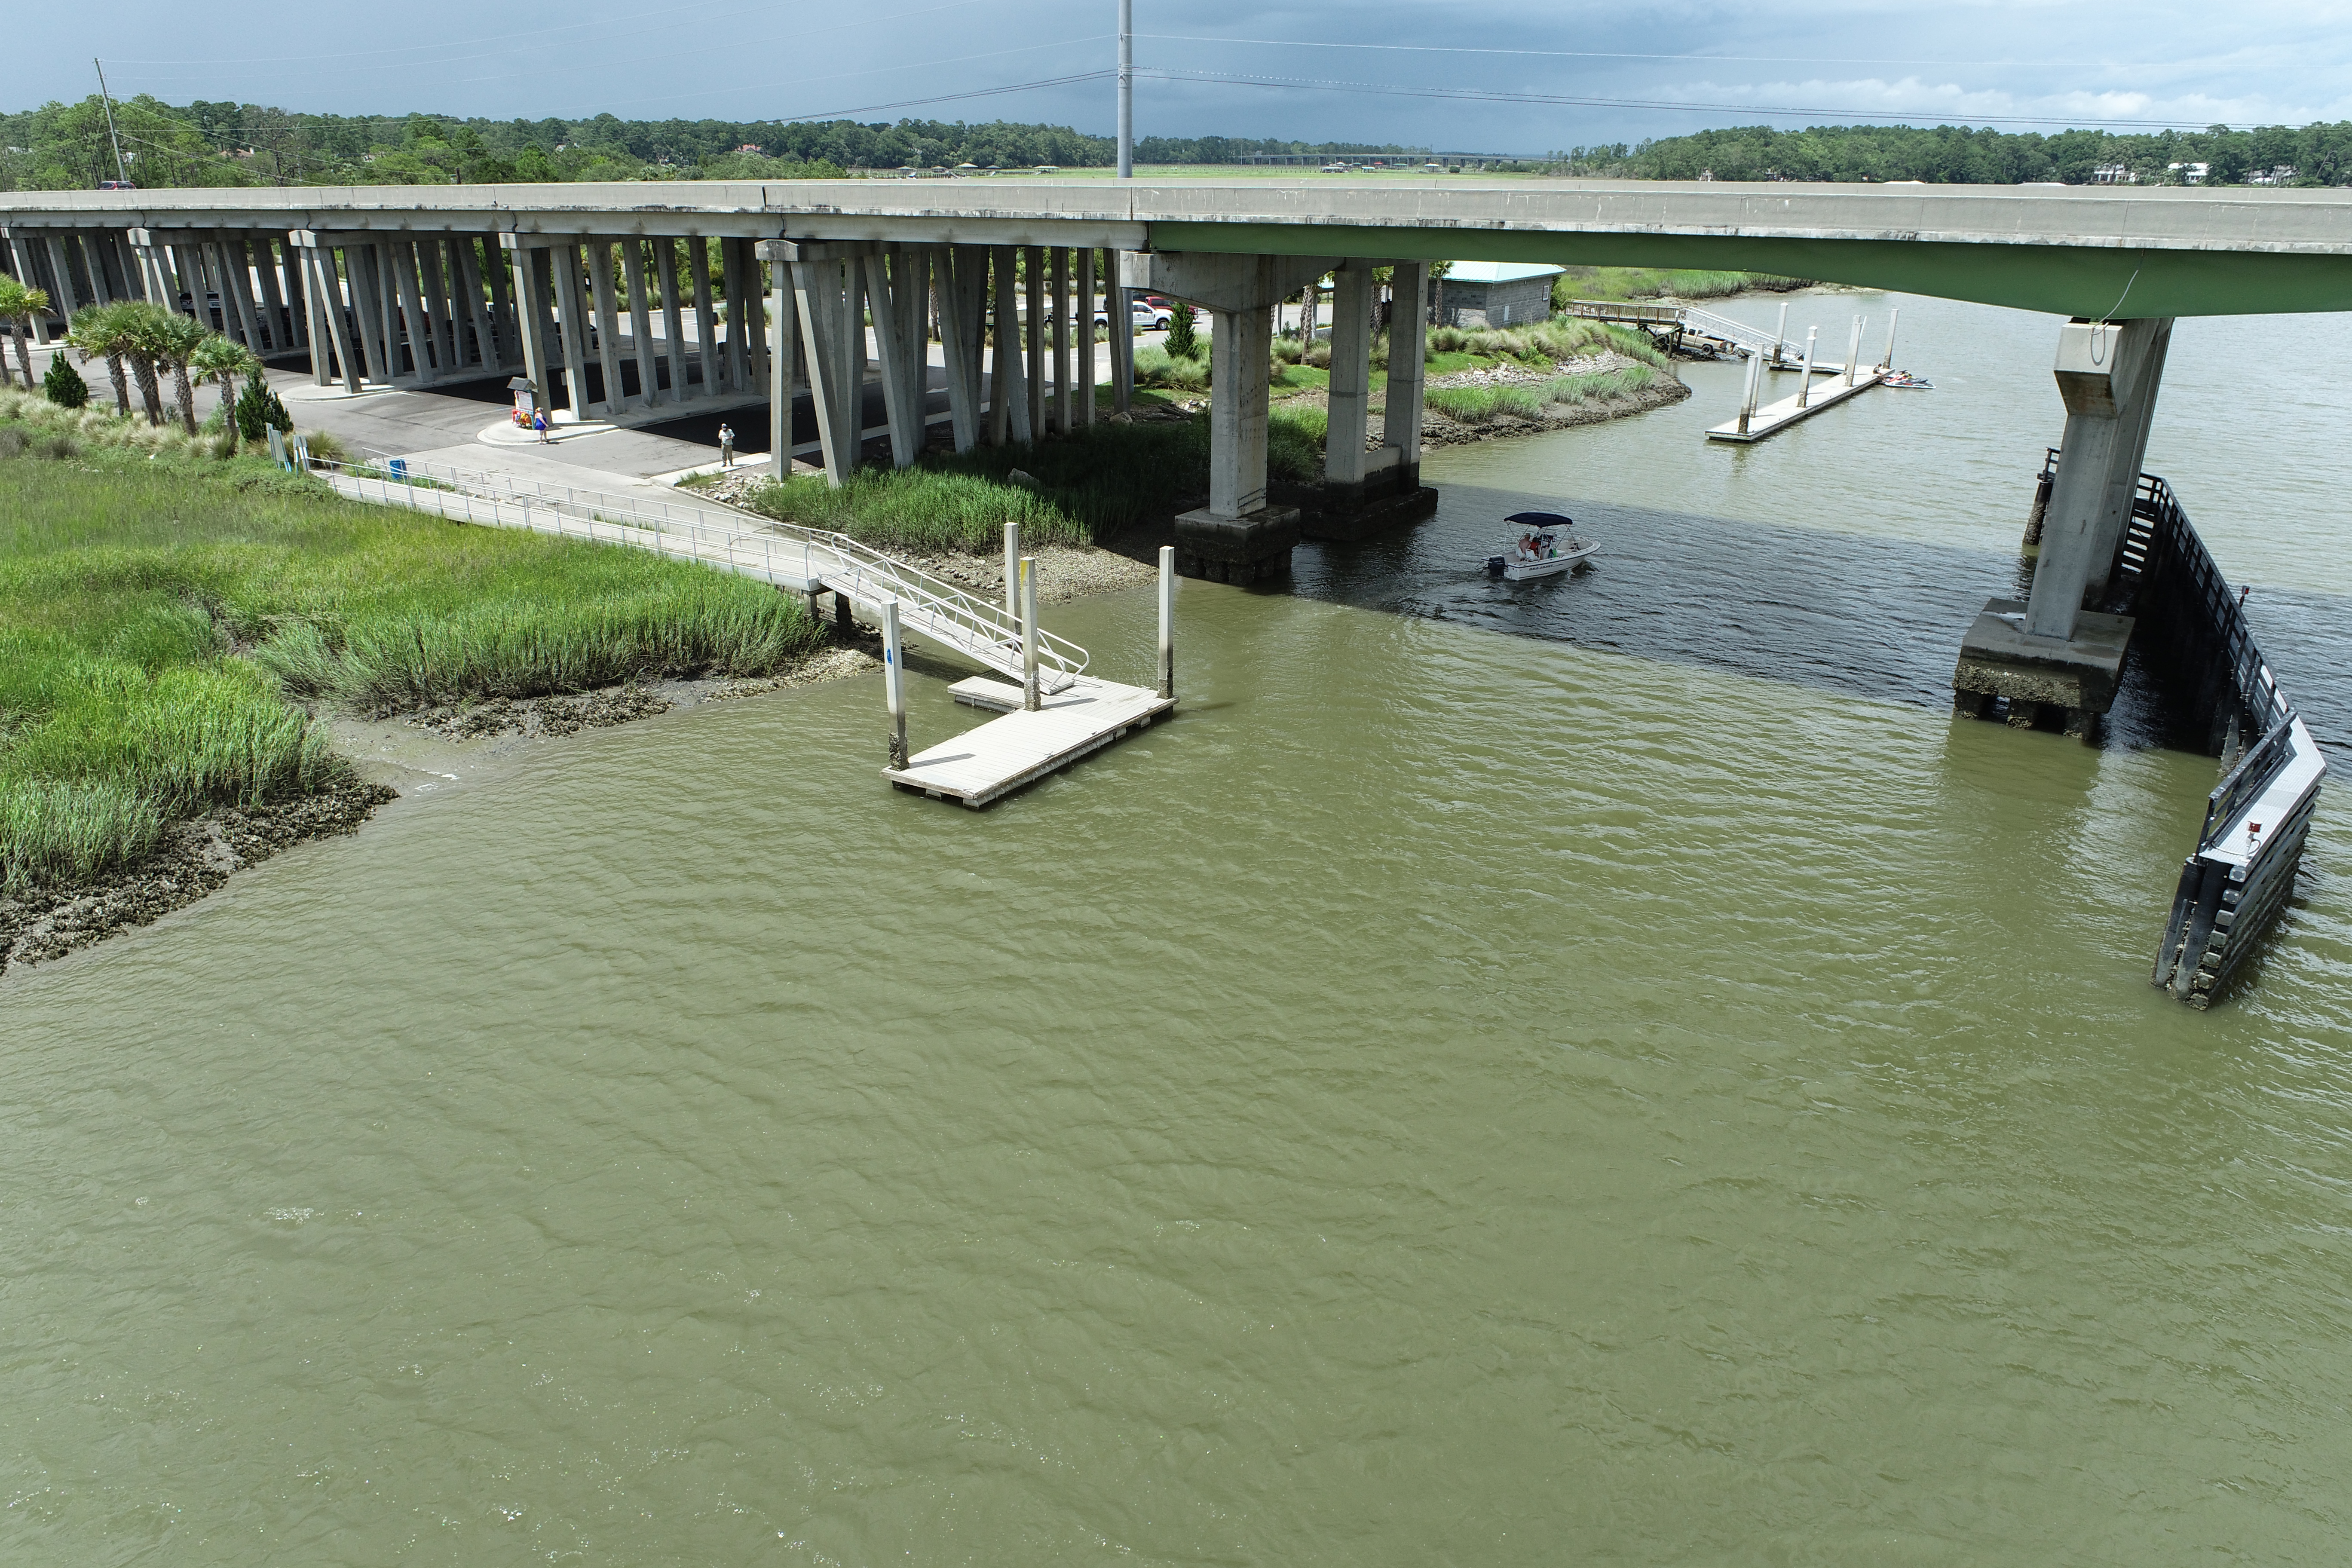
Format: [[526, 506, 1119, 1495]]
[[9, 178, 2350, 317]]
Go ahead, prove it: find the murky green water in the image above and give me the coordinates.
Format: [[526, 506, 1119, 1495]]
[[6, 294, 2349, 1564]]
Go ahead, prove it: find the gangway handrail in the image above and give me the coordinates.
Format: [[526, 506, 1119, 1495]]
[[312, 458, 1089, 689]]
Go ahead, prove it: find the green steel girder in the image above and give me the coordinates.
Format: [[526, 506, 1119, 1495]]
[[1145, 222, 2352, 319]]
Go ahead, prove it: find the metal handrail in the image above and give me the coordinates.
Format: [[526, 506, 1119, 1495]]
[[314, 461, 1088, 689]]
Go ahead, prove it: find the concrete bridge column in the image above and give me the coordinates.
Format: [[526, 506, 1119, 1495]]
[[254, 236, 291, 351], [485, 241, 521, 371], [935, 244, 986, 453], [1953, 315, 2174, 736], [992, 245, 1032, 446], [281, 236, 312, 350], [291, 232, 359, 391], [499, 236, 557, 412], [1308, 258, 1436, 540], [687, 237, 718, 401], [393, 241, 438, 384], [1078, 246, 1097, 427], [221, 236, 267, 352], [454, 239, 494, 372], [551, 244, 597, 414], [585, 241, 625, 410], [1382, 260, 1430, 496], [1109, 260, 1133, 416], [756, 241, 798, 478], [654, 240, 688, 401], [6, 230, 56, 343], [415, 239, 455, 375], [1050, 246, 1072, 435], [1122, 248, 1338, 582], [1024, 246, 1046, 440], [621, 239, 658, 405], [45, 236, 84, 324], [781, 238, 877, 486]]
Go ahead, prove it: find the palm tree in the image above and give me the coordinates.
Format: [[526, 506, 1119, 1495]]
[[0, 276, 49, 389], [190, 333, 258, 438], [136, 307, 213, 435], [67, 303, 137, 418]]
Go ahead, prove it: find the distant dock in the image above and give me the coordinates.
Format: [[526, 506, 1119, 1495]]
[[1706, 367, 1886, 443]]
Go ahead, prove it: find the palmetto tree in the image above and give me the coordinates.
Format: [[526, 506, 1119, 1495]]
[[189, 333, 259, 439], [0, 276, 49, 389], [67, 302, 138, 418], [135, 306, 213, 435]]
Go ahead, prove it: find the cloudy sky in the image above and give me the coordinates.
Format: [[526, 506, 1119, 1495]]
[[38, 0, 2352, 145]]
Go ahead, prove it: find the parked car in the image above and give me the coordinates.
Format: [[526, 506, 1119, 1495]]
[[1094, 298, 1174, 331]]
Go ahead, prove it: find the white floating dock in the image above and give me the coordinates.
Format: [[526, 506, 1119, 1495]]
[[885, 675, 1176, 808], [1707, 368, 1885, 443]]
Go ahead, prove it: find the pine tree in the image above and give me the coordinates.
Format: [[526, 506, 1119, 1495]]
[[233, 371, 292, 442], [43, 352, 88, 408]]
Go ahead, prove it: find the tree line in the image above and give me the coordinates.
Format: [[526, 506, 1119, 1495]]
[[1547, 122, 2352, 186], [0, 95, 1480, 190]]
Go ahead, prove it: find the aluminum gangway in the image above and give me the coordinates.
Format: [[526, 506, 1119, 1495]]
[[321, 459, 1088, 693]]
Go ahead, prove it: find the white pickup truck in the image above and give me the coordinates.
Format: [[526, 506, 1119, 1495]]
[[1093, 297, 1174, 331]]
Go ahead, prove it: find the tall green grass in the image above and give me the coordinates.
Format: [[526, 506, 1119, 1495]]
[[0, 432, 824, 891], [1552, 266, 1811, 304], [738, 411, 1329, 551], [1425, 363, 1660, 425]]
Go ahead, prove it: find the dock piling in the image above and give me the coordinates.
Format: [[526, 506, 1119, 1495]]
[[883, 597, 909, 769], [1003, 520, 1021, 618], [1845, 316, 1865, 387], [1880, 308, 1899, 371], [1021, 557, 1040, 711], [1737, 350, 1763, 435], [1797, 328, 1819, 408], [1773, 302, 1790, 365], [1157, 545, 1176, 699]]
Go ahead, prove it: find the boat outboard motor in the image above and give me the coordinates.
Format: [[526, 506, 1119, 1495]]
[[1485, 555, 1507, 576]]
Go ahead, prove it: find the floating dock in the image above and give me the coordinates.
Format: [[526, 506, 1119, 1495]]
[[1706, 368, 1885, 444], [884, 676, 1175, 807]]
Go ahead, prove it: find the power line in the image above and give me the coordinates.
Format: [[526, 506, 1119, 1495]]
[[1135, 34, 2352, 74], [1136, 67, 2239, 132]]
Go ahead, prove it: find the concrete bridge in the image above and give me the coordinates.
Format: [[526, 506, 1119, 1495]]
[[3, 177, 2344, 999], [7, 181, 2349, 585]]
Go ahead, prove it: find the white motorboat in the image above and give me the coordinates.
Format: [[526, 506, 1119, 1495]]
[[1486, 511, 1598, 581]]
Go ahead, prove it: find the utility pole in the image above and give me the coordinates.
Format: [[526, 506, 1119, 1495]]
[[93, 58, 132, 188], [1116, 0, 1133, 178]]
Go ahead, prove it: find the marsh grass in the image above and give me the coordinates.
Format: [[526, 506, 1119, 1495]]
[[0, 429, 823, 891], [1426, 363, 1660, 425], [738, 411, 1329, 551]]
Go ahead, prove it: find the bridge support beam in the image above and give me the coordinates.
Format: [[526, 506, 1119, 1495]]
[[1308, 257, 1438, 541], [1952, 315, 2174, 737], [1123, 249, 1338, 582]]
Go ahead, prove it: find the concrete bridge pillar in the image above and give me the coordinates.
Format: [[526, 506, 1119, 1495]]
[[5, 229, 52, 343], [1311, 258, 1438, 541], [2026, 316, 2171, 637], [1952, 315, 2175, 737], [1121, 249, 1338, 582], [933, 243, 988, 454], [771, 238, 878, 487]]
